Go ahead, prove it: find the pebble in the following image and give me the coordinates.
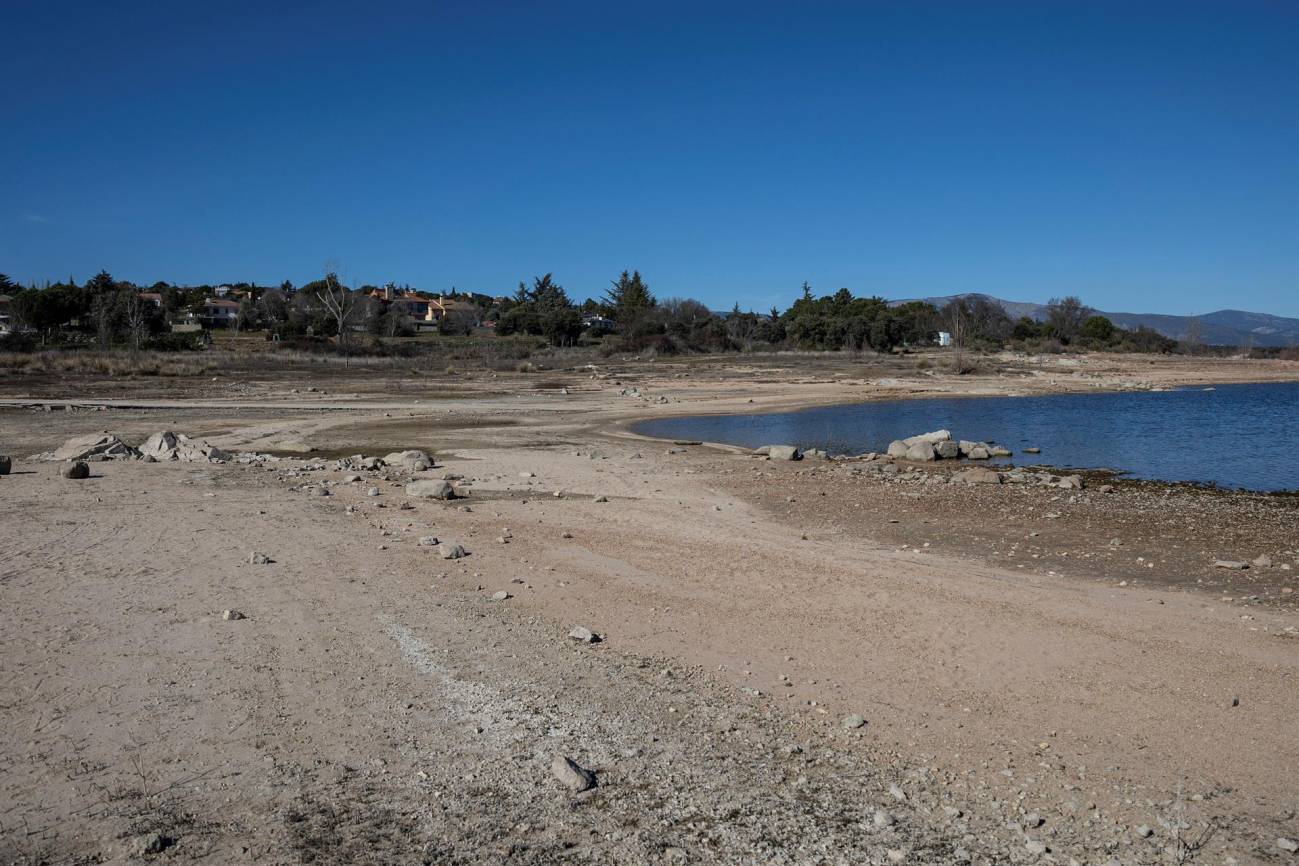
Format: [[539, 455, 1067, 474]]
[[221, 609, 246, 621], [491, 591, 511, 601], [841, 714, 867, 730]]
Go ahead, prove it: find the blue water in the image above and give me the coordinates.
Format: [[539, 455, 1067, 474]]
[[634, 381, 1299, 492]]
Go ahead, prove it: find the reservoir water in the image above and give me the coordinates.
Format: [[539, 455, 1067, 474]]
[[633, 380, 1299, 492]]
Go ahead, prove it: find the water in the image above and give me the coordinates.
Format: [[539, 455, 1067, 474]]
[[633, 381, 1299, 492]]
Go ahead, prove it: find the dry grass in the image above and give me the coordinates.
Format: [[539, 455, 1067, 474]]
[[0, 351, 217, 377]]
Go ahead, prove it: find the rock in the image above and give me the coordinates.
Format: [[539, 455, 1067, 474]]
[[872, 810, 896, 828], [248, 551, 271, 565], [888, 783, 907, 801], [593, 495, 608, 503], [1277, 838, 1299, 854], [139, 431, 229, 463], [966, 444, 991, 460], [439, 543, 466, 560], [491, 590, 511, 601], [752, 446, 771, 456], [1057, 475, 1085, 490], [550, 755, 596, 792], [1024, 446, 1041, 453], [1135, 825, 1153, 839], [1025, 839, 1048, 855], [418, 536, 440, 546], [568, 626, 601, 643], [130, 832, 174, 857], [61, 461, 90, 479], [406, 479, 455, 500], [886, 441, 911, 458], [383, 450, 433, 472], [766, 445, 802, 461], [841, 714, 866, 729], [0, 455, 11, 475], [933, 440, 960, 459], [1253, 554, 1273, 568], [51, 433, 137, 461], [367, 486, 380, 497], [221, 609, 246, 621], [519, 471, 535, 478], [902, 430, 951, 446], [1214, 560, 1249, 570], [988, 446, 1012, 457], [954, 467, 1001, 484], [904, 442, 936, 462], [311, 486, 330, 497]]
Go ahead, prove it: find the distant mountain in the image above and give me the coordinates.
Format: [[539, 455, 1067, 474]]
[[889, 293, 1299, 348]]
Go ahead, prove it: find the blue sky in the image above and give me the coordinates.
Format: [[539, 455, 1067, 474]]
[[3, 1, 1296, 315]]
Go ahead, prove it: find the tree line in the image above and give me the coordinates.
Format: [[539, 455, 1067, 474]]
[[0, 269, 1179, 357]]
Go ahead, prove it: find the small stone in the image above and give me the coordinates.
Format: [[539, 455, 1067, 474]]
[[888, 783, 906, 801], [491, 590, 511, 601], [248, 551, 271, 565], [1277, 838, 1299, 854], [1214, 560, 1249, 570], [1253, 554, 1273, 568], [568, 626, 600, 643], [418, 536, 439, 547], [439, 543, 467, 560], [841, 714, 867, 730], [221, 609, 246, 621], [367, 486, 380, 497], [550, 755, 596, 792], [1026, 839, 1048, 855], [872, 809, 895, 828], [593, 495, 608, 503], [1135, 824, 1153, 839]]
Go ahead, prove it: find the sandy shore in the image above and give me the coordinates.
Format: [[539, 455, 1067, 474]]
[[2, 351, 1297, 864]]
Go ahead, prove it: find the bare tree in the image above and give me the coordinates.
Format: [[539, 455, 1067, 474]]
[[941, 299, 972, 373], [315, 268, 356, 358], [1183, 317, 1204, 355], [123, 292, 152, 354]]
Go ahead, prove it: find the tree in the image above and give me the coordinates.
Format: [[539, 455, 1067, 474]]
[[605, 270, 657, 343], [1183, 317, 1204, 354], [235, 297, 259, 334], [1045, 296, 1092, 344], [122, 289, 155, 352], [941, 299, 973, 373], [311, 270, 357, 355], [1079, 315, 1116, 344]]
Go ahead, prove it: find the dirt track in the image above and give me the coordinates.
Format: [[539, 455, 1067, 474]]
[[2, 352, 1297, 865]]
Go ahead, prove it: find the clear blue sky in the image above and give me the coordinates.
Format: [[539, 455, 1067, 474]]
[[3, 1, 1296, 315]]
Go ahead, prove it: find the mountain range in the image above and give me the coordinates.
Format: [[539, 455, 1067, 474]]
[[888, 294, 1299, 348]]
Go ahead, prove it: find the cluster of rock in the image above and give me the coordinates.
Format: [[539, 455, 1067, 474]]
[[41, 431, 232, 464], [885, 430, 1011, 462]]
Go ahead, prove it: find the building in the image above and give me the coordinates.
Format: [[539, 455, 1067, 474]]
[[938, 331, 952, 347], [198, 298, 240, 327], [581, 314, 615, 335], [0, 294, 11, 334]]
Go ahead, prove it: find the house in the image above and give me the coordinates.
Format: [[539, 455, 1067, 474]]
[[197, 298, 240, 327], [0, 294, 11, 334], [138, 292, 164, 308], [426, 295, 477, 325], [938, 331, 952, 347], [581, 314, 615, 335]]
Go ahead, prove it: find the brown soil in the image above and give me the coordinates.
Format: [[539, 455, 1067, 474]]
[[2, 350, 1297, 865]]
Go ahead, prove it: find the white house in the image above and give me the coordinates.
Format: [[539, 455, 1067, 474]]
[[938, 331, 952, 347]]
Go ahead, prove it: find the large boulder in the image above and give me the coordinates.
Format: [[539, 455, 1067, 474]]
[[1057, 475, 1085, 490], [61, 461, 90, 479], [902, 430, 951, 447], [140, 431, 230, 463], [406, 479, 455, 500], [766, 445, 802, 461], [384, 450, 433, 472], [933, 440, 960, 459], [886, 440, 911, 458], [51, 433, 137, 462], [954, 467, 1002, 484], [965, 444, 991, 460], [904, 442, 936, 462]]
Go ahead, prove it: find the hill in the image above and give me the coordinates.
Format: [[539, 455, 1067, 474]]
[[889, 293, 1299, 347]]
